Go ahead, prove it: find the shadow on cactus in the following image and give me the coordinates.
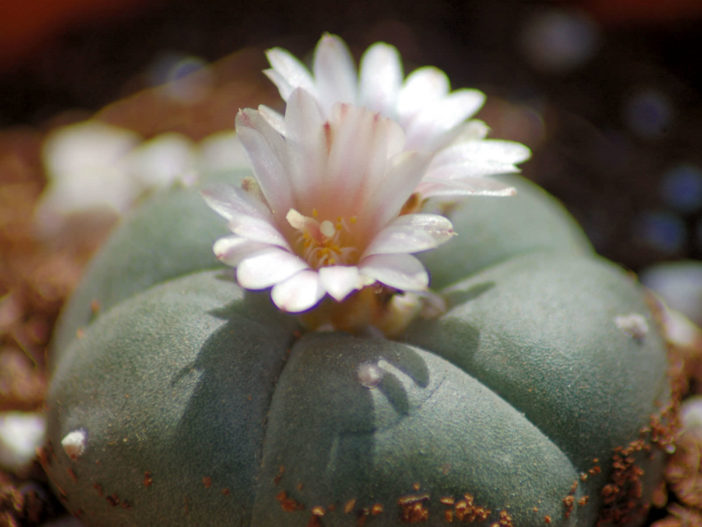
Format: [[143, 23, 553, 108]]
[[42, 33, 676, 527]]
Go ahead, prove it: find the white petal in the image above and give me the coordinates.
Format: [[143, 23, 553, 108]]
[[284, 89, 328, 201], [447, 120, 490, 143], [258, 105, 286, 135], [325, 105, 380, 210], [417, 177, 517, 198], [213, 236, 271, 266], [359, 42, 403, 116], [363, 214, 455, 256], [424, 160, 522, 182], [396, 66, 450, 121], [263, 69, 296, 102], [230, 215, 291, 247], [237, 248, 309, 289], [264, 47, 315, 100], [361, 150, 428, 229], [434, 139, 532, 166], [271, 270, 326, 312], [201, 184, 271, 222], [318, 265, 363, 301], [202, 186, 289, 247], [313, 33, 358, 113], [404, 89, 486, 150], [235, 109, 292, 216], [360, 253, 429, 291]]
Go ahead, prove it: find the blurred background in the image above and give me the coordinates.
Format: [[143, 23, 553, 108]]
[[2, 0, 702, 269], [1, 0, 701, 524]]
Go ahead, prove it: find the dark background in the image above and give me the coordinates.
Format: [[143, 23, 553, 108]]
[[1, 0, 702, 272]]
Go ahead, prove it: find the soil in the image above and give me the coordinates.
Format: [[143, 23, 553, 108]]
[[0, 0, 701, 525]]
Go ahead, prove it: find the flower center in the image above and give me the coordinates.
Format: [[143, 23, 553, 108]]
[[286, 208, 358, 268]]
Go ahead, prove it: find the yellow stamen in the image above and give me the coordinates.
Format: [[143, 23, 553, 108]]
[[286, 208, 359, 268]]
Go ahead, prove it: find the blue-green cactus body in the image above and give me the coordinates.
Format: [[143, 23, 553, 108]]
[[44, 174, 671, 526]]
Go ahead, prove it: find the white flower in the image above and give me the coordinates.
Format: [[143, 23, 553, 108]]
[[264, 33, 530, 200], [203, 89, 455, 317]]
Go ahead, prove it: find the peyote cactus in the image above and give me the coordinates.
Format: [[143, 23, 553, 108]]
[[43, 35, 673, 527]]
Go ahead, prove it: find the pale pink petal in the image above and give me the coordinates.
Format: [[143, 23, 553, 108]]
[[229, 214, 291, 248], [258, 105, 286, 135], [359, 43, 403, 116], [235, 109, 292, 216], [447, 120, 490, 143], [271, 270, 326, 312], [284, 90, 328, 202], [318, 265, 364, 301], [427, 161, 522, 180], [324, 105, 377, 211], [404, 89, 486, 150], [264, 47, 316, 100], [363, 214, 455, 256], [349, 112, 407, 207], [417, 177, 517, 198], [201, 184, 272, 223], [322, 107, 408, 219], [361, 150, 428, 229], [213, 236, 271, 266], [359, 253, 429, 291], [237, 247, 308, 289], [262, 69, 296, 103], [433, 139, 532, 167], [396, 66, 450, 121], [312, 34, 358, 113]]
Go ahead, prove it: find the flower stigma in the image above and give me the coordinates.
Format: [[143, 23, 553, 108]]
[[286, 209, 359, 268]]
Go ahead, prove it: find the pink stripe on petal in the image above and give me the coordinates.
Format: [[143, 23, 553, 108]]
[[284, 90, 328, 202], [271, 270, 326, 312], [236, 248, 308, 289], [325, 105, 375, 210], [318, 265, 363, 301], [358, 115, 405, 201], [360, 253, 429, 291]]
